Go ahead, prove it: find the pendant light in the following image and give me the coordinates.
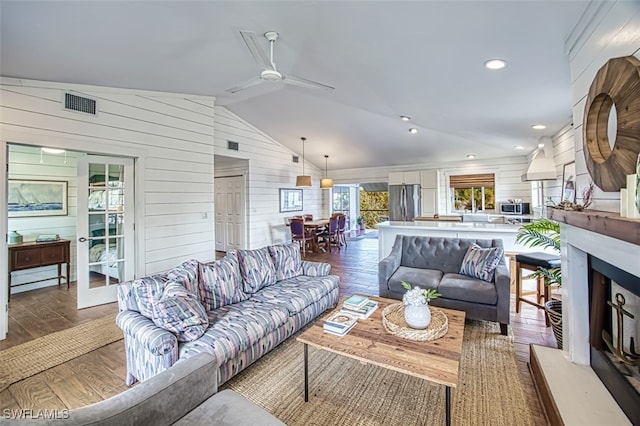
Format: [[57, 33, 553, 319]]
[[296, 137, 312, 187], [320, 154, 334, 189]]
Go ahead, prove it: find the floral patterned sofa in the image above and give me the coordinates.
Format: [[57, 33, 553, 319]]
[[116, 242, 339, 386]]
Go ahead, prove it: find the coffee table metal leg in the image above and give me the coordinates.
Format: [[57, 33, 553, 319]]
[[304, 343, 309, 402], [445, 386, 451, 426]]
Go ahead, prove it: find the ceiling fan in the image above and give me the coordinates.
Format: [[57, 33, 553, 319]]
[[225, 30, 335, 94]]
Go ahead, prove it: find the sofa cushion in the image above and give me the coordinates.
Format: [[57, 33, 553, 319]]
[[439, 273, 498, 305], [249, 275, 337, 315], [268, 243, 303, 281], [387, 266, 442, 295], [199, 253, 248, 311], [459, 243, 504, 282], [237, 247, 278, 293], [178, 300, 289, 363], [131, 274, 170, 318], [152, 282, 209, 342]]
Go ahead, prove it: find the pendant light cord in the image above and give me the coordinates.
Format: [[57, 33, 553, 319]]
[[301, 137, 306, 175]]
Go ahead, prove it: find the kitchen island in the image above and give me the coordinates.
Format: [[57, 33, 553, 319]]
[[377, 220, 547, 260]]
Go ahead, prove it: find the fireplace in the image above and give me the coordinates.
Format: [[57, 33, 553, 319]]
[[588, 255, 640, 423], [546, 208, 640, 424]]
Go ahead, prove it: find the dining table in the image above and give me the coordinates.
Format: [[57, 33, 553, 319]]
[[303, 219, 330, 253]]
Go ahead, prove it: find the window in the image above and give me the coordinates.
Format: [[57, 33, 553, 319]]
[[359, 188, 389, 228], [449, 173, 495, 212], [332, 186, 350, 216]]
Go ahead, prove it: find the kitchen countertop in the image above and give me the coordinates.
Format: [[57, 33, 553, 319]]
[[378, 220, 522, 232]]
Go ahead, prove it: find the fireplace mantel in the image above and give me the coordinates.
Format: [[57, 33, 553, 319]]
[[547, 208, 640, 247]]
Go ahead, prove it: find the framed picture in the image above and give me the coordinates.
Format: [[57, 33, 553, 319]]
[[8, 179, 68, 217], [561, 161, 576, 203], [279, 188, 303, 212]]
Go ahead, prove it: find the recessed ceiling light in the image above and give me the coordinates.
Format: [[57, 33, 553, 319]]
[[484, 59, 507, 70], [408, 128, 418, 134], [400, 115, 410, 121], [466, 154, 476, 159], [531, 124, 546, 130], [514, 145, 525, 150]]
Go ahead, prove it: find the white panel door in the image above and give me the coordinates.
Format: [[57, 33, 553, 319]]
[[214, 176, 245, 252], [214, 179, 225, 251], [76, 155, 134, 309]]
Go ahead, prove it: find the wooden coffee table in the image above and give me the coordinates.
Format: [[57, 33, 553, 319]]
[[297, 296, 465, 426]]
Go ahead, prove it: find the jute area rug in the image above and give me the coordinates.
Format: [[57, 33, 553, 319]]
[[223, 319, 534, 426], [0, 313, 122, 392]]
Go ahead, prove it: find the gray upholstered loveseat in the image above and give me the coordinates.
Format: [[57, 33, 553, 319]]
[[17, 352, 284, 426], [379, 235, 510, 335]]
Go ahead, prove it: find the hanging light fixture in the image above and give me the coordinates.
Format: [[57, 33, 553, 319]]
[[320, 154, 334, 189], [295, 137, 312, 187]]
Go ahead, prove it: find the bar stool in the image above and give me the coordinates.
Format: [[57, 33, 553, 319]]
[[515, 252, 561, 326]]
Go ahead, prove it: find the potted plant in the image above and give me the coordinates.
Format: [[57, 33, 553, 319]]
[[401, 281, 441, 329], [356, 216, 366, 231], [515, 218, 563, 348]]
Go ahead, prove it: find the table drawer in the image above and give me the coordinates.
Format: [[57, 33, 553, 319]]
[[13, 248, 41, 269], [41, 245, 66, 265]]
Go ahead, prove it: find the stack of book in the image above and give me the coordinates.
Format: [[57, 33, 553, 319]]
[[323, 312, 358, 336], [340, 294, 379, 320]]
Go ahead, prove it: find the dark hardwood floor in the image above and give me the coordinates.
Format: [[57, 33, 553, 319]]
[[0, 231, 554, 424]]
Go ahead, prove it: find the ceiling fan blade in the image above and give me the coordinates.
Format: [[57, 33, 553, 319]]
[[283, 74, 335, 91], [225, 76, 264, 94], [240, 30, 272, 70]]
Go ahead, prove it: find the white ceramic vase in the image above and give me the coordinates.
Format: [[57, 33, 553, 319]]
[[404, 304, 431, 329]]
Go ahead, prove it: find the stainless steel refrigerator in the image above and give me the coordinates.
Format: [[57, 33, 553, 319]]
[[388, 184, 421, 221]]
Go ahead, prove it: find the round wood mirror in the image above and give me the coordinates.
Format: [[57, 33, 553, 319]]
[[583, 56, 640, 192]]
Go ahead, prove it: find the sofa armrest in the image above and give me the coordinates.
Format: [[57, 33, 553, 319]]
[[116, 310, 178, 356], [493, 262, 511, 325], [378, 237, 403, 290], [28, 353, 219, 426], [301, 260, 331, 276]]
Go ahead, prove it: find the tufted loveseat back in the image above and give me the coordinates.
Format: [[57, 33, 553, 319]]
[[398, 235, 504, 274]]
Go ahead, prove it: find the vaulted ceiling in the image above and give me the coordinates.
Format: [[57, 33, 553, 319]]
[[0, 1, 589, 170]]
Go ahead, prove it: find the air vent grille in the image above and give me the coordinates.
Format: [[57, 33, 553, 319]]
[[292, 156, 299, 163], [227, 141, 239, 151], [64, 93, 97, 115]]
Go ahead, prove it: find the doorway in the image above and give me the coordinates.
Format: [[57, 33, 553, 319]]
[[4, 145, 136, 339], [214, 175, 245, 252]]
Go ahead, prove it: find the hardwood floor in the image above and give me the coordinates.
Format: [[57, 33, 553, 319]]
[[1, 232, 555, 424]]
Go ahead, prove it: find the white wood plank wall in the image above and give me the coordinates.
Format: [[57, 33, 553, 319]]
[[566, 0, 640, 212], [7, 146, 78, 293], [0, 78, 216, 282], [213, 106, 326, 249]]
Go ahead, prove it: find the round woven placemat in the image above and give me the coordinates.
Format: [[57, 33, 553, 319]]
[[382, 303, 448, 341]]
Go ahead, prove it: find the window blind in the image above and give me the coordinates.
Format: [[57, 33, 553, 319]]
[[449, 173, 495, 188]]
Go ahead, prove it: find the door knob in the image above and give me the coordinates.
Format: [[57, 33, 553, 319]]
[[78, 237, 87, 242]]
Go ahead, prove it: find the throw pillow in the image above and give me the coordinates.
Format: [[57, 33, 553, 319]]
[[199, 252, 247, 311], [237, 247, 278, 293], [152, 282, 209, 342], [131, 274, 170, 318], [268, 242, 303, 281], [166, 259, 200, 296], [459, 243, 504, 282]]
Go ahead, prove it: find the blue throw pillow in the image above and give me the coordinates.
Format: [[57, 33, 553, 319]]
[[459, 243, 503, 282], [152, 282, 209, 342]]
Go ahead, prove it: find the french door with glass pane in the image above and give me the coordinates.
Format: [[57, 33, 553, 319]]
[[76, 155, 134, 309]]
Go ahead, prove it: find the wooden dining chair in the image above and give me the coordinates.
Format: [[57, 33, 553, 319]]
[[290, 218, 314, 256], [318, 217, 340, 253], [337, 214, 347, 247], [303, 214, 313, 222]]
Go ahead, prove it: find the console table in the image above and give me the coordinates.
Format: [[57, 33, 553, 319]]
[[8, 239, 71, 301]]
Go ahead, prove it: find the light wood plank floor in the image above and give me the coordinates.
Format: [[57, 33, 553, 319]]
[[0, 232, 555, 424]]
